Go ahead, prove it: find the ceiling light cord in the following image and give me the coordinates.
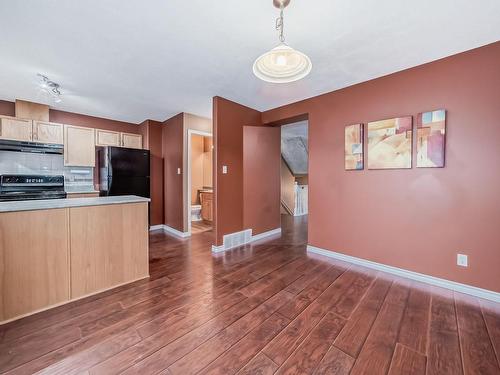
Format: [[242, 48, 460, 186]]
[[276, 6, 285, 44]]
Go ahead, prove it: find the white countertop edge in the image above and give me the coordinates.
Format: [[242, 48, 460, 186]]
[[0, 195, 150, 213], [66, 190, 100, 194]]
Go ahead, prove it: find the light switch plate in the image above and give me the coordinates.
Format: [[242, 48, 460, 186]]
[[177, 168, 181, 175], [222, 165, 228, 174], [457, 254, 468, 267]]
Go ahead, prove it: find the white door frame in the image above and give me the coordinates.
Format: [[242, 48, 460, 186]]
[[186, 129, 213, 234]]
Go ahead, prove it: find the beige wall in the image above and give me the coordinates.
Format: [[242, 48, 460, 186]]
[[191, 135, 205, 205], [203, 137, 213, 188], [183, 113, 212, 230]]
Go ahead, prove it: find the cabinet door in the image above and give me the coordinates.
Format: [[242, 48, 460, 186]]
[[33, 121, 63, 144], [64, 125, 95, 167], [0, 116, 32, 141], [70, 203, 149, 298], [0, 209, 70, 322], [200, 193, 213, 221], [121, 132, 143, 149], [96, 129, 120, 146]]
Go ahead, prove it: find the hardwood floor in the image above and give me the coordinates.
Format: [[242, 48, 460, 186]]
[[191, 220, 213, 234], [1, 214, 499, 374]]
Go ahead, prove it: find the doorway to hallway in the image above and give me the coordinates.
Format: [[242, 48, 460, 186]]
[[280, 120, 309, 230]]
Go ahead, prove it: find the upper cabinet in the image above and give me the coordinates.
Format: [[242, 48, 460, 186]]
[[0, 116, 33, 142], [121, 132, 142, 149], [33, 121, 63, 144], [64, 125, 95, 167], [96, 129, 121, 147]]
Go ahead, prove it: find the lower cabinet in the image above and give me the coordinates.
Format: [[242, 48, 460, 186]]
[[69, 203, 149, 298], [0, 202, 149, 323], [0, 209, 70, 322], [200, 192, 213, 221]]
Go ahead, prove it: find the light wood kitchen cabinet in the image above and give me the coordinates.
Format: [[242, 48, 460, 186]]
[[200, 191, 213, 221], [0, 116, 33, 142], [121, 132, 143, 149], [64, 125, 95, 167], [32, 120, 63, 144], [0, 209, 70, 322], [96, 129, 121, 147], [70, 203, 149, 298]]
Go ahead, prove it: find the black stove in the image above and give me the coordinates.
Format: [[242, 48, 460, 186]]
[[0, 175, 66, 202]]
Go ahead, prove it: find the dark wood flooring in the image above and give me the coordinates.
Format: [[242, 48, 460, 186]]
[[1, 215, 499, 374]]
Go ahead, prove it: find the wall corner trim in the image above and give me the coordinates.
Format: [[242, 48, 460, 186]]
[[307, 245, 500, 303], [252, 228, 282, 242], [151, 224, 191, 238], [149, 224, 164, 231]]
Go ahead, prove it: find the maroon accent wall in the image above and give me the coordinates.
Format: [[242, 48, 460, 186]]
[[140, 120, 164, 226], [0, 100, 15, 117], [49, 109, 140, 134], [162, 113, 184, 232], [213, 97, 263, 245], [260, 42, 500, 292], [243, 126, 281, 236]]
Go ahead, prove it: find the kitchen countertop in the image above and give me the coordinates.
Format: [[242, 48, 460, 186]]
[[66, 190, 100, 194], [0, 195, 150, 213]]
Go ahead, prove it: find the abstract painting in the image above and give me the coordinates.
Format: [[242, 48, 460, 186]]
[[416, 109, 446, 168], [368, 116, 412, 169], [345, 124, 364, 170]]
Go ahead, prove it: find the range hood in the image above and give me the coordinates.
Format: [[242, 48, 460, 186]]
[[0, 139, 63, 154]]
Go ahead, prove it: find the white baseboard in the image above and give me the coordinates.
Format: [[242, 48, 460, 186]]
[[252, 228, 282, 242], [149, 224, 164, 231], [152, 224, 190, 238], [307, 244, 500, 303], [212, 227, 283, 253]]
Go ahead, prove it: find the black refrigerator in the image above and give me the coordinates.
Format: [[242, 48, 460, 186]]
[[98, 147, 150, 198]]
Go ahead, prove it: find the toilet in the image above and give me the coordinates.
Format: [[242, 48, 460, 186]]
[[191, 205, 202, 222]]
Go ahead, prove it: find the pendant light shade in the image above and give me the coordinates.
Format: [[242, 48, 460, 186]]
[[253, 43, 312, 83], [253, 0, 312, 83]]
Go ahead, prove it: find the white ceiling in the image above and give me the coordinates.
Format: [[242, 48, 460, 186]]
[[1, 0, 499, 123]]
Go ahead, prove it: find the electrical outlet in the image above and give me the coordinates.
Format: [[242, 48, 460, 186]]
[[222, 165, 228, 174], [177, 168, 181, 175], [457, 254, 468, 267]]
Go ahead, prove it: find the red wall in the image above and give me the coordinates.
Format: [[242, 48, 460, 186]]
[[140, 120, 164, 226], [162, 113, 184, 231], [262, 42, 500, 292], [243, 126, 281, 236], [213, 97, 263, 245], [50, 109, 140, 134]]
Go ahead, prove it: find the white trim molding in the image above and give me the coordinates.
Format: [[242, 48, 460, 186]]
[[252, 228, 282, 242], [149, 224, 164, 231], [307, 244, 500, 303], [212, 227, 283, 253], [153, 224, 191, 238]]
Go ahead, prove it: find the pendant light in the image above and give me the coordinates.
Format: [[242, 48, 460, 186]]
[[253, 0, 312, 83]]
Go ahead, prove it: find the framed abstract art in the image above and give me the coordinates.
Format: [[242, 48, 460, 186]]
[[416, 109, 446, 168], [345, 124, 364, 170], [367, 116, 413, 169]]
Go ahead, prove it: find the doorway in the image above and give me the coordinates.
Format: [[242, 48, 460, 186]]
[[280, 120, 309, 231], [187, 130, 213, 235]]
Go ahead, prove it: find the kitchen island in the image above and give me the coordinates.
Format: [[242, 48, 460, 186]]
[[0, 195, 150, 324]]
